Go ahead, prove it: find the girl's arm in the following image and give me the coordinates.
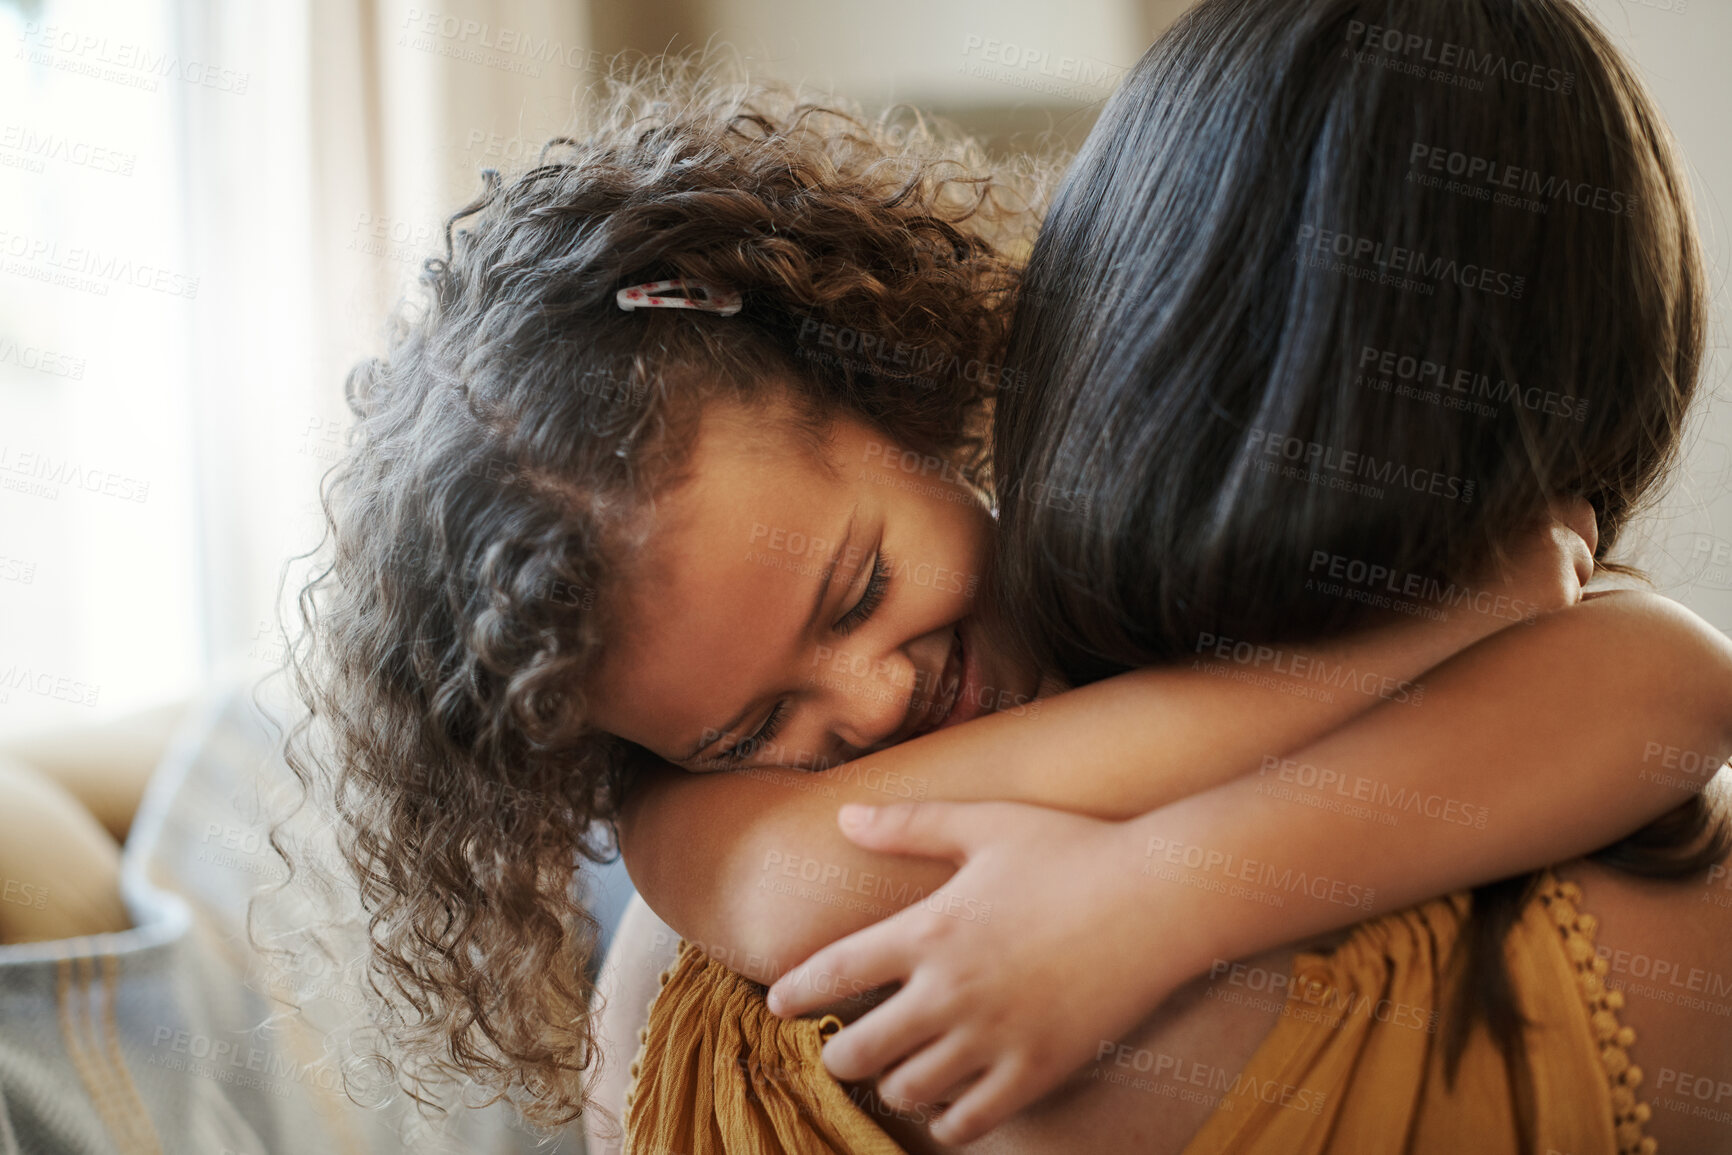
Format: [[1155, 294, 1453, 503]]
[[618, 514, 1590, 969], [1125, 588, 1732, 961], [766, 589, 1732, 1144], [620, 589, 1731, 981]]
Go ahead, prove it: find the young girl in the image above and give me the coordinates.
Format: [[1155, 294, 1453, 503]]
[[291, 34, 1726, 1155]]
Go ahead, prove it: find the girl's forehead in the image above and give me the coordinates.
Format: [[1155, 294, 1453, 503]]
[[587, 409, 868, 743]]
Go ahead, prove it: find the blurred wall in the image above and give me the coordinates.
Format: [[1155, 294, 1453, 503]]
[[1575, 0, 1732, 635], [587, 0, 1191, 155]]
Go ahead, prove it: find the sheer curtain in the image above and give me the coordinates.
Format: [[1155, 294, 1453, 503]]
[[176, 0, 594, 694], [1, 0, 203, 737], [0, 0, 590, 737]]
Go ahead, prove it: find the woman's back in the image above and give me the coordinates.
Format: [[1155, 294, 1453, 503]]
[[824, 858, 1726, 1155]]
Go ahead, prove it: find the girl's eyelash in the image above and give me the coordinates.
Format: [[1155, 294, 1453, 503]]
[[723, 699, 787, 763], [835, 551, 891, 637], [720, 552, 888, 765]]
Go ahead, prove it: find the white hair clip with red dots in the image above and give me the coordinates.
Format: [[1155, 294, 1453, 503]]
[[615, 278, 741, 316]]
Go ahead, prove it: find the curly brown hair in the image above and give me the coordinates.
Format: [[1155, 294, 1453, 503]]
[[278, 64, 1042, 1128]]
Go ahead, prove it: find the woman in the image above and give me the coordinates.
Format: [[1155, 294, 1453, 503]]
[[606, 1, 1731, 1153]]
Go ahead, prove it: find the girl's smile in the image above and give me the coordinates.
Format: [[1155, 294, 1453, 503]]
[[587, 390, 1039, 772]]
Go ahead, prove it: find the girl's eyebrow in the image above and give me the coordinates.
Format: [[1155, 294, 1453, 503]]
[[681, 506, 859, 762]]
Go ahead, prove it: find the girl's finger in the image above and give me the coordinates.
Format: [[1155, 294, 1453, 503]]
[[876, 1031, 985, 1115], [929, 1058, 1037, 1146], [819, 974, 952, 1083], [836, 800, 1014, 861], [768, 923, 912, 1018]]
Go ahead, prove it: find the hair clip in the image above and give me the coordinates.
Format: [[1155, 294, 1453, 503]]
[[615, 278, 741, 316]]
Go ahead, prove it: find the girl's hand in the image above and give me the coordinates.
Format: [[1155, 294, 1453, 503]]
[[766, 800, 1183, 1146]]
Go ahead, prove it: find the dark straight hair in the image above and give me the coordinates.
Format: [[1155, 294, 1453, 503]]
[[998, 0, 1704, 682], [995, 0, 1721, 1123]]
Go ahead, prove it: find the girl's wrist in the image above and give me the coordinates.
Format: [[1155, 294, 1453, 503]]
[[1107, 808, 1236, 994], [1113, 779, 1363, 988]]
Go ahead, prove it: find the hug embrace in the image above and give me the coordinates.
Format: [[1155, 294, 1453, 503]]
[[288, 1, 1732, 1153]]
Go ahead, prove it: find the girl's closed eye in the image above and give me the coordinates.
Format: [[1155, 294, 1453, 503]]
[[722, 699, 788, 763], [721, 551, 893, 764], [835, 551, 892, 636]]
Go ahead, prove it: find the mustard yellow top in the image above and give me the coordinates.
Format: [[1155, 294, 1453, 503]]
[[625, 872, 1653, 1155]]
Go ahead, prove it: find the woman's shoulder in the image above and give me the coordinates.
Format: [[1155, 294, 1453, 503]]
[[1557, 848, 1732, 1154]]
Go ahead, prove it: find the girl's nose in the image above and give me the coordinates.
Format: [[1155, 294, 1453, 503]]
[[822, 648, 918, 754]]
